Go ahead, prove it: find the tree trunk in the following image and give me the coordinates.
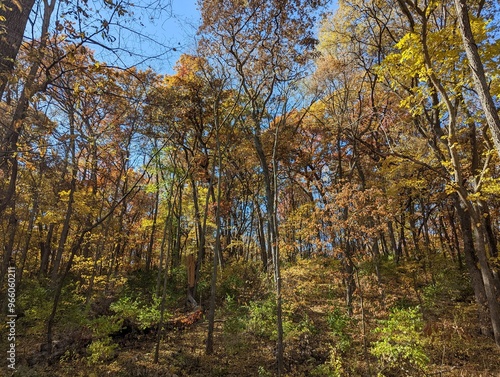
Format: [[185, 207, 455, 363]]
[[0, 210, 17, 292], [156, 177, 175, 296], [0, 0, 55, 288], [51, 110, 77, 280], [0, 0, 55, 216], [154, 226, 172, 363], [456, 197, 494, 337], [206, 120, 222, 355], [39, 223, 54, 277], [344, 243, 356, 317], [205, 202, 221, 354], [470, 203, 500, 346], [0, 0, 36, 97], [252, 115, 283, 375], [454, 0, 500, 160], [193, 174, 214, 300], [387, 220, 398, 256], [146, 171, 160, 271], [448, 208, 463, 270], [171, 184, 183, 271], [256, 201, 268, 271], [46, 233, 85, 359], [18, 189, 40, 285], [456, 194, 500, 344]]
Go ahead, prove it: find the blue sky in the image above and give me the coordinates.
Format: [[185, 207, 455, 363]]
[[29, 0, 338, 75], [92, 0, 201, 74], [90, 0, 337, 75], [141, 0, 201, 73]]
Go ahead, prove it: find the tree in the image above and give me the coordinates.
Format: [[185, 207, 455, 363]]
[[198, 0, 326, 372], [317, 0, 500, 346], [0, 0, 57, 288], [379, 0, 500, 346], [454, 0, 500, 159], [0, 0, 36, 97]]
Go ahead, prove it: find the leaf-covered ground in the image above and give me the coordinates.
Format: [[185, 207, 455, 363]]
[[8, 256, 500, 377]]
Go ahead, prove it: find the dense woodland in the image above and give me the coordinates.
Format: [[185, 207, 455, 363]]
[[1, 0, 500, 376]]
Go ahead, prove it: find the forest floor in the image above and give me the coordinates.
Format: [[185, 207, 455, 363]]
[[8, 256, 500, 377]]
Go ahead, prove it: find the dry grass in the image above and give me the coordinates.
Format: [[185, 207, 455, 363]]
[[8, 256, 500, 377]]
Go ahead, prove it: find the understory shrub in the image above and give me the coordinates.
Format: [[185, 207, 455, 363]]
[[371, 306, 429, 376], [110, 294, 162, 330], [326, 308, 352, 353]]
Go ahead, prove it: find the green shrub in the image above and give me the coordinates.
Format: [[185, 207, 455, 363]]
[[392, 296, 418, 310], [245, 294, 315, 343], [326, 308, 352, 353], [371, 307, 428, 376], [311, 346, 344, 377], [18, 280, 87, 335], [223, 294, 247, 335], [87, 338, 117, 364], [110, 294, 163, 330], [257, 366, 273, 377], [17, 280, 53, 333], [246, 296, 278, 339], [423, 256, 472, 310], [293, 313, 317, 337], [124, 269, 158, 295], [86, 312, 123, 364], [218, 260, 263, 304], [90, 314, 123, 338]]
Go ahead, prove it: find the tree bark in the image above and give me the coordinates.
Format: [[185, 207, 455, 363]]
[[51, 109, 77, 280], [0, 0, 36, 97], [454, 196, 490, 335], [454, 0, 500, 159], [145, 170, 160, 271], [206, 118, 222, 355], [469, 202, 500, 346], [255, 199, 268, 271], [39, 223, 54, 277], [387, 220, 398, 257]]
